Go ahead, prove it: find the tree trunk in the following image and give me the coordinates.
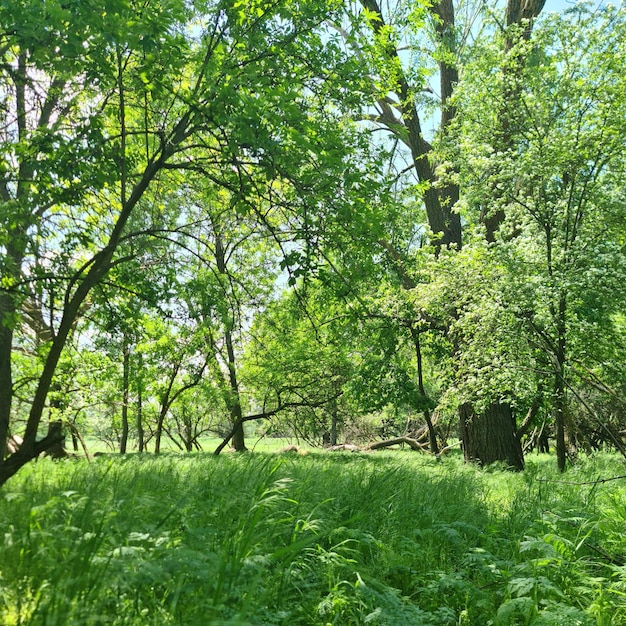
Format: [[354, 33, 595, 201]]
[[410, 326, 439, 455], [223, 327, 247, 452], [45, 383, 68, 459], [45, 420, 67, 459], [213, 231, 247, 453], [136, 354, 144, 452], [459, 402, 524, 470], [154, 404, 168, 455], [483, 0, 546, 241], [330, 411, 338, 447], [360, 0, 462, 249], [328, 392, 339, 447], [0, 295, 14, 461], [516, 389, 543, 443], [553, 374, 566, 472], [553, 292, 568, 472], [120, 338, 130, 454], [230, 416, 246, 451]]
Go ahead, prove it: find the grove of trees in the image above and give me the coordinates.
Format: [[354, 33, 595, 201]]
[[1, 0, 625, 485]]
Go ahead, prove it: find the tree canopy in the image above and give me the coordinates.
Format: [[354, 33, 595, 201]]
[[1, 0, 625, 483]]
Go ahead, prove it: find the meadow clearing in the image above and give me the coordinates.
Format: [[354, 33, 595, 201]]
[[2, 449, 626, 625]]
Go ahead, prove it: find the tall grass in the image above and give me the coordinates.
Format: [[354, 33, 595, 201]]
[[1, 451, 626, 624]]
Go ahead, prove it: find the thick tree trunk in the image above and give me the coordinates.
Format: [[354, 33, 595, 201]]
[[483, 0, 546, 241], [230, 416, 246, 451], [459, 402, 524, 470], [44, 383, 68, 459], [360, 0, 462, 250], [45, 420, 67, 459]]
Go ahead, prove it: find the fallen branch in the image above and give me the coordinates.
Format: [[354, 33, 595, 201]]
[[214, 392, 343, 456], [326, 437, 431, 453], [437, 439, 462, 454], [366, 437, 427, 452], [536, 474, 626, 486]]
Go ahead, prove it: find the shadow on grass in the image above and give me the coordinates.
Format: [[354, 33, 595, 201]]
[[2, 451, 624, 624]]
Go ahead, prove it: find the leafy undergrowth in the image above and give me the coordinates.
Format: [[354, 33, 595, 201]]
[[1, 451, 626, 625]]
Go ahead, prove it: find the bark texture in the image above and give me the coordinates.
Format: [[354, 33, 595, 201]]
[[459, 402, 524, 470]]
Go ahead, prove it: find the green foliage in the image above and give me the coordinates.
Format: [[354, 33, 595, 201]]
[[3, 453, 626, 624]]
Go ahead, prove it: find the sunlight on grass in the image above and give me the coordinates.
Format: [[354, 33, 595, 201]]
[[1, 451, 626, 624]]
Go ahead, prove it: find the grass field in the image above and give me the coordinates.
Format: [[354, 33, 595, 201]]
[[80, 435, 302, 455], [2, 450, 626, 625]]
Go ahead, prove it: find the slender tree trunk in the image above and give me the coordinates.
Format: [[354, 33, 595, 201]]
[[554, 376, 566, 472], [554, 293, 568, 472], [0, 58, 64, 462], [120, 338, 130, 454], [213, 231, 247, 452], [330, 404, 338, 447], [154, 396, 172, 455], [136, 354, 144, 452], [0, 51, 195, 486], [410, 326, 439, 455], [0, 293, 14, 461], [3, 59, 32, 419], [154, 373, 178, 456], [516, 388, 543, 442], [460, 402, 524, 470], [225, 327, 246, 451]]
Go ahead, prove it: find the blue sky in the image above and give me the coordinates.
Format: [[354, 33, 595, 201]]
[[540, 0, 608, 12]]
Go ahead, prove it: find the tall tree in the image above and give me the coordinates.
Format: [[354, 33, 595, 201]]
[[0, 0, 363, 485], [451, 4, 626, 470], [329, 0, 553, 467]]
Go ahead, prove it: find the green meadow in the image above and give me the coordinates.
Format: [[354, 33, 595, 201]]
[[2, 451, 626, 625]]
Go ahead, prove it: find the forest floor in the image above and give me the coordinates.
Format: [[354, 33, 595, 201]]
[[1, 449, 626, 625]]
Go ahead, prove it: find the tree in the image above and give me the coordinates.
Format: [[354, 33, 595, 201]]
[[346, 0, 463, 248], [451, 4, 626, 470], [0, 0, 364, 485], [182, 188, 280, 453], [331, 0, 550, 468], [244, 290, 354, 446]]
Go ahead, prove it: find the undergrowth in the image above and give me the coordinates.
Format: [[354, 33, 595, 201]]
[[1, 451, 626, 624]]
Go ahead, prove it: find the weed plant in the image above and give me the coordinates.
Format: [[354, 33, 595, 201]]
[[1, 451, 626, 624]]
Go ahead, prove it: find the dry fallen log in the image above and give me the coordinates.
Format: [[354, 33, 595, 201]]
[[326, 437, 430, 453], [279, 445, 309, 456], [328, 443, 361, 452], [366, 437, 428, 452]]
